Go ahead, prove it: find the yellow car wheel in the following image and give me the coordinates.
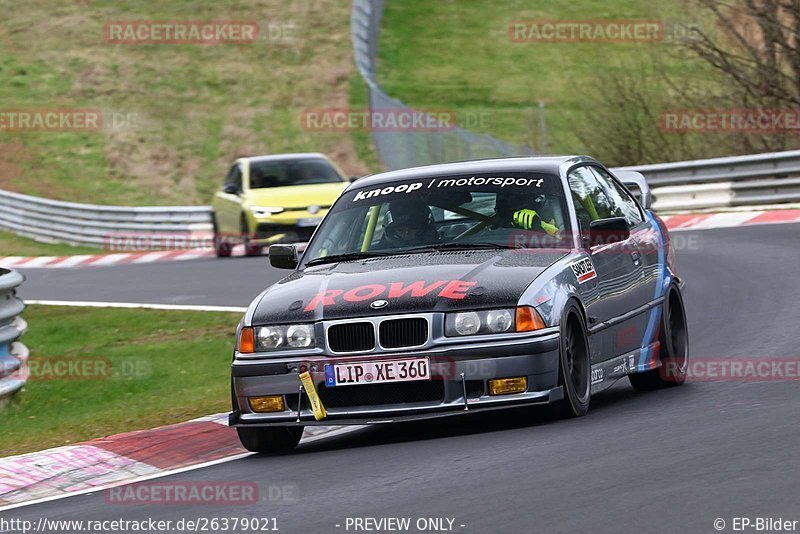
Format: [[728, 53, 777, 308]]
[[241, 215, 262, 256], [213, 215, 232, 258]]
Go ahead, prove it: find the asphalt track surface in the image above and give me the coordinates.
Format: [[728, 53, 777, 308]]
[[6, 223, 800, 533]]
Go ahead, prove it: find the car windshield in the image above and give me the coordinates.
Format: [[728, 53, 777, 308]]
[[249, 158, 345, 189], [302, 172, 571, 266]]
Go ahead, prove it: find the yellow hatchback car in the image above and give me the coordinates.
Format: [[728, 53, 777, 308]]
[[211, 153, 351, 256]]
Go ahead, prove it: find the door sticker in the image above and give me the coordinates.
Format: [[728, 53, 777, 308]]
[[570, 257, 597, 284]]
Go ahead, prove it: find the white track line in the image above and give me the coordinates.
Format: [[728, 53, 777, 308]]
[[24, 300, 247, 313], [0, 452, 253, 512], [0, 426, 364, 513]]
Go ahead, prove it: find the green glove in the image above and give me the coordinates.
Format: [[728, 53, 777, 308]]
[[513, 209, 558, 236]]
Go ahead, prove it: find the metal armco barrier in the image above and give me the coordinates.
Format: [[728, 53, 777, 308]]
[[615, 150, 800, 211], [0, 188, 213, 247], [2, 148, 800, 249], [0, 269, 27, 402]]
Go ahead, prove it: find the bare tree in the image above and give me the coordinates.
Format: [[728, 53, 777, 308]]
[[690, 0, 800, 107]]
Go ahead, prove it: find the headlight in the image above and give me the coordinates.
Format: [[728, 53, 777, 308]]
[[253, 324, 316, 351], [453, 312, 481, 335], [286, 324, 314, 348], [486, 309, 514, 333], [257, 326, 285, 349], [445, 307, 545, 337], [249, 206, 285, 216]]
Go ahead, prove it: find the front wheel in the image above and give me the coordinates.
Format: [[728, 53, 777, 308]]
[[236, 426, 303, 454], [629, 285, 689, 391], [213, 216, 232, 257], [241, 216, 262, 256], [552, 304, 591, 418]]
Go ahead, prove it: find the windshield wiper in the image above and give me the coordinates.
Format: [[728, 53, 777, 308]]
[[305, 251, 396, 266], [404, 242, 514, 253]]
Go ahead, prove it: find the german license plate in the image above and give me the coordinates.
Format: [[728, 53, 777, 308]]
[[324, 358, 430, 387]]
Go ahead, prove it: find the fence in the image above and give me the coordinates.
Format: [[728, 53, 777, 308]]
[[0, 189, 213, 248], [0, 269, 27, 402], [351, 0, 533, 171]]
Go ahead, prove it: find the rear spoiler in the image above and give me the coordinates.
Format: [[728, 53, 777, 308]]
[[614, 170, 652, 210]]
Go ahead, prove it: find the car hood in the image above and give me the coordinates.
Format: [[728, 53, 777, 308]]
[[251, 249, 568, 324], [244, 182, 347, 208]]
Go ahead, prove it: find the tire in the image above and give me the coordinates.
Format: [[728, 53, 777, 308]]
[[213, 216, 232, 257], [552, 303, 591, 418], [241, 216, 262, 256], [236, 426, 303, 454], [629, 285, 689, 391]]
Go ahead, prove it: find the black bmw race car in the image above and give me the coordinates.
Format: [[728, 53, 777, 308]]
[[228, 156, 689, 453]]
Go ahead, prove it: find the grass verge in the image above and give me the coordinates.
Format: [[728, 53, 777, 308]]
[[0, 0, 371, 205], [377, 0, 717, 164], [0, 305, 241, 457], [0, 229, 104, 257]]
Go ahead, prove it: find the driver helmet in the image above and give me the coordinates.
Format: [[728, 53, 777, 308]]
[[385, 200, 436, 245]]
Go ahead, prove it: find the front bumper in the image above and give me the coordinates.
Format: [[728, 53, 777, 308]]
[[249, 223, 317, 245], [229, 332, 562, 426], [246, 210, 325, 245]]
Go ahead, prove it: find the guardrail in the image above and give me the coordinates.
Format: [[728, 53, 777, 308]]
[[614, 150, 800, 211], [351, 0, 532, 171], [0, 189, 213, 247], [1, 149, 799, 250], [0, 269, 27, 403]]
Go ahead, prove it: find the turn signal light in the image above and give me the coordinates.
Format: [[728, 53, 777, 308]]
[[239, 327, 255, 354], [489, 377, 528, 396], [515, 306, 546, 332], [249, 395, 286, 413]]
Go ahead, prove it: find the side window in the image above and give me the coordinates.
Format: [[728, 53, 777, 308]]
[[591, 167, 644, 226], [567, 166, 619, 235], [224, 165, 242, 192]]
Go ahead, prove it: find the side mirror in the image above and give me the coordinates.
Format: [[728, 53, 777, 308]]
[[614, 170, 652, 210], [269, 244, 299, 269], [588, 217, 630, 247], [223, 183, 240, 195]]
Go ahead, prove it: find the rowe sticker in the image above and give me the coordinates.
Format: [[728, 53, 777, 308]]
[[570, 257, 597, 284]]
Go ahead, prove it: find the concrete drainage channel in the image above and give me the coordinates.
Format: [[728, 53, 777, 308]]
[[0, 269, 27, 404]]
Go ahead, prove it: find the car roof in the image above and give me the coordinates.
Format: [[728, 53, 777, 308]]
[[244, 153, 330, 163], [346, 156, 597, 191]]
